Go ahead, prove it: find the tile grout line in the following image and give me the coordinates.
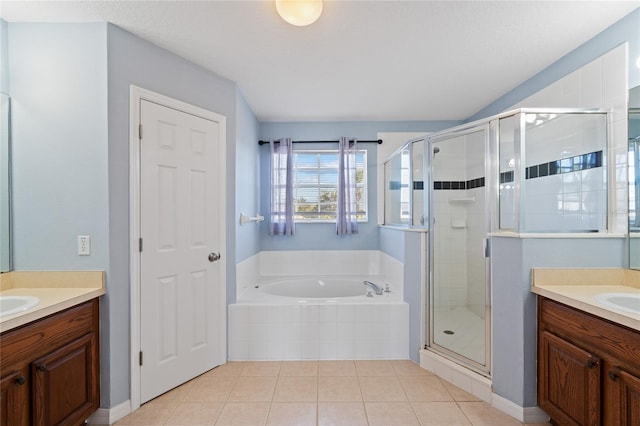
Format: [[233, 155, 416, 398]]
[[436, 375, 481, 426], [356, 364, 371, 426]]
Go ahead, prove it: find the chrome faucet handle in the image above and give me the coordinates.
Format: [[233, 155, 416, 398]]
[[384, 284, 391, 293], [366, 288, 374, 297]]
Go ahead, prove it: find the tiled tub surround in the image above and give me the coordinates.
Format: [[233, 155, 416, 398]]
[[231, 251, 409, 360]]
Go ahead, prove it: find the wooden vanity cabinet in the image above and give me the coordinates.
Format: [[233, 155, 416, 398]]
[[0, 299, 100, 426], [538, 297, 640, 426]]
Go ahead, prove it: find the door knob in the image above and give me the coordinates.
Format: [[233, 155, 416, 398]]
[[208, 252, 221, 262]]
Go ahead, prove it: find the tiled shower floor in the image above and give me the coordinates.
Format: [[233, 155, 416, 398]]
[[114, 360, 550, 425], [433, 307, 486, 365]]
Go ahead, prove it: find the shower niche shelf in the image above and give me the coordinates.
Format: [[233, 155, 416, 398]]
[[448, 196, 475, 204]]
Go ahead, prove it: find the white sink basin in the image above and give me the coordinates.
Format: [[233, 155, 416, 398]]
[[593, 293, 640, 315], [0, 295, 40, 317]]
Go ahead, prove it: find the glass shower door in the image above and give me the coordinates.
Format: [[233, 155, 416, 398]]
[[429, 125, 491, 374]]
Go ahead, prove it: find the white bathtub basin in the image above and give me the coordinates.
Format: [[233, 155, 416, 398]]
[[0, 295, 40, 317], [593, 293, 640, 315]]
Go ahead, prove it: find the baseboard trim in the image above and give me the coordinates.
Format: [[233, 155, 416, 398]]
[[87, 400, 131, 425], [491, 393, 550, 423]]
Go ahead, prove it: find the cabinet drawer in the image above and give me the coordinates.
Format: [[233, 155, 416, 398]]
[[0, 299, 99, 372]]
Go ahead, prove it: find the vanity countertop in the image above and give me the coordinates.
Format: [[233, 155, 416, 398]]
[[0, 270, 105, 333], [531, 268, 640, 332]]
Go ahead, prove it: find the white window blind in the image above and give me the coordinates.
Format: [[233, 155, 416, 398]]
[[273, 150, 368, 222]]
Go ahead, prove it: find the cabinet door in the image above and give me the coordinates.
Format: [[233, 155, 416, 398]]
[[607, 367, 640, 426], [1, 370, 28, 426], [539, 330, 601, 426], [31, 332, 99, 426]]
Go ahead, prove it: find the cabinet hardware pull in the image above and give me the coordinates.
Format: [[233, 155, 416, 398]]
[[587, 359, 598, 369], [608, 371, 618, 381], [16, 376, 25, 385], [37, 365, 47, 372]]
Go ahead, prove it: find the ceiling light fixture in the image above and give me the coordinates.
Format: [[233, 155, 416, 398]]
[[276, 0, 323, 27]]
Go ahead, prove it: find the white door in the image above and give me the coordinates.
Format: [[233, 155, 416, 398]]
[[139, 99, 223, 403]]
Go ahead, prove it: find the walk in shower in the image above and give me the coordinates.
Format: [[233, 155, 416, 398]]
[[429, 123, 491, 374], [426, 108, 609, 376]]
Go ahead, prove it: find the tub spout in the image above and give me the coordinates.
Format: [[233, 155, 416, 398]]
[[364, 280, 384, 295]]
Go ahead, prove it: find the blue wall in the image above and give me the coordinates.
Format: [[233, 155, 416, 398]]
[[235, 90, 260, 262], [106, 23, 241, 407], [7, 21, 112, 404], [9, 23, 109, 271], [259, 121, 455, 252], [491, 236, 626, 407], [403, 231, 425, 362]]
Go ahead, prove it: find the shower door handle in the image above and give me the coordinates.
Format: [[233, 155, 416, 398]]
[[483, 238, 490, 258]]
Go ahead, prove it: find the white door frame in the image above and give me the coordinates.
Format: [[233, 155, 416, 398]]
[[129, 85, 227, 411]]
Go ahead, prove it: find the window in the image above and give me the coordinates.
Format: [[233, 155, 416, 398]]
[[273, 149, 368, 222]]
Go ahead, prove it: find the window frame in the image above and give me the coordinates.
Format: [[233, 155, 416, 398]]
[[273, 148, 368, 224]]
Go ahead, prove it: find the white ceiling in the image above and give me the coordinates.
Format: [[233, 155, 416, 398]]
[[1, 1, 639, 122]]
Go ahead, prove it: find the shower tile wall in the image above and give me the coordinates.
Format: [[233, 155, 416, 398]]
[[465, 133, 486, 319], [498, 116, 516, 230], [523, 113, 607, 232], [433, 137, 468, 310], [433, 131, 485, 316], [508, 43, 628, 233]]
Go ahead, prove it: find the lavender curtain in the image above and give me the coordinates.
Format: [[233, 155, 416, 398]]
[[336, 137, 359, 235], [269, 138, 295, 236]]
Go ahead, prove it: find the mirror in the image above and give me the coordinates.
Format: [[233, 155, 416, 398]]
[[629, 86, 640, 269], [0, 92, 9, 272]]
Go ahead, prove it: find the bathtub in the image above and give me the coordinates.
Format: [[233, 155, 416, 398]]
[[260, 277, 368, 299], [239, 276, 400, 303], [230, 251, 409, 360]]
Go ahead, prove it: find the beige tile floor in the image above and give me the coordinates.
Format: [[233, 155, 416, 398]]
[[115, 360, 551, 426]]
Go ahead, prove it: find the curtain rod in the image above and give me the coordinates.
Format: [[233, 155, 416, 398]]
[[258, 139, 383, 146]]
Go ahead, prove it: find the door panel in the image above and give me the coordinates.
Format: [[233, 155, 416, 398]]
[[140, 100, 222, 403], [429, 126, 490, 373], [538, 331, 601, 426], [32, 333, 98, 426]]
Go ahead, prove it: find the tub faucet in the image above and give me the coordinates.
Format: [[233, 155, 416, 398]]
[[364, 280, 384, 295]]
